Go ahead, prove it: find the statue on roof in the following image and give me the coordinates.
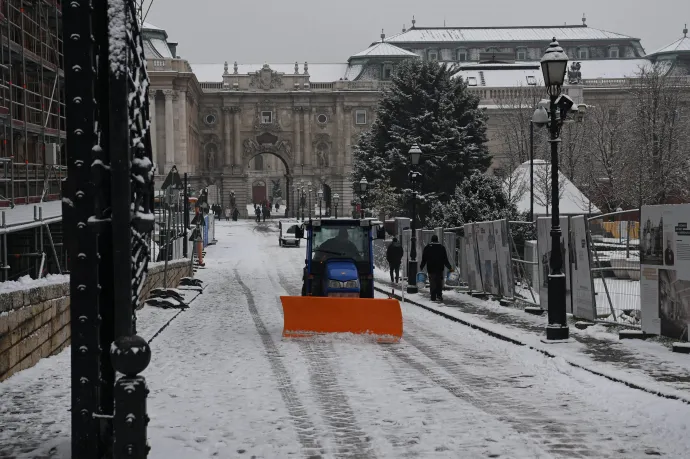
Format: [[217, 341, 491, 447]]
[[223, 61, 229, 75], [567, 62, 582, 85]]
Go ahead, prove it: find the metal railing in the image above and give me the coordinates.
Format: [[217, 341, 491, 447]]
[[588, 210, 641, 326]]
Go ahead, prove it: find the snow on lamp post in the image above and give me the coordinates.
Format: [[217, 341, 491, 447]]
[[407, 144, 422, 294], [540, 38, 570, 341]]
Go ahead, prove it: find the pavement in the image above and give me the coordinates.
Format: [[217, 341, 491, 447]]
[[375, 275, 690, 399]]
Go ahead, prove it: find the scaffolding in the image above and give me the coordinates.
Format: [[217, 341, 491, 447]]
[[0, 0, 65, 208]]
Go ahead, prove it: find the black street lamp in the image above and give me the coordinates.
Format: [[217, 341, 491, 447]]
[[529, 99, 549, 222], [307, 181, 313, 220], [354, 177, 368, 219], [540, 38, 570, 341], [407, 144, 422, 294], [333, 193, 340, 218], [317, 188, 323, 219]]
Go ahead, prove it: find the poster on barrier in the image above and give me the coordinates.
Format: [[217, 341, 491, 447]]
[[537, 217, 571, 313], [476, 222, 500, 296], [464, 224, 482, 291], [493, 220, 514, 298], [570, 216, 596, 321], [640, 204, 690, 340]]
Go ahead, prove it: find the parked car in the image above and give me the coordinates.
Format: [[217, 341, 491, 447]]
[[279, 220, 302, 247]]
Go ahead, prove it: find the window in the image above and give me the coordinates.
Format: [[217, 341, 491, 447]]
[[456, 48, 467, 61], [608, 109, 618, 123], [427, 50, 438, 61], [486, 47, 499, 54], [254, 155, 264, 171], [317, 113, 328, 124], [467, 77, 477, 86], [204, 114, 216, 125], [577, 47, 589, 59], [526, 76, 537, 86], [493, 167, 505, 179], [261, 111, 272, 124], [355, 110, 367, 125], [608, 46, 619, 58], [382, 64, 393, 80], [516, 48, 527, 60], [312, 226, 370, 262]]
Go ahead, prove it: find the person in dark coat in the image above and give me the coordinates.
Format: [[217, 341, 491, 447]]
[[232, 207, 240, 221], [255, 206, 261, 223], [386, 237, 404, 283], [420, 235, 453, 302]]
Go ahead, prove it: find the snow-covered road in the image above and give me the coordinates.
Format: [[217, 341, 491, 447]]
[[144, 220, 690, 458], [2, 219, 690, 458]]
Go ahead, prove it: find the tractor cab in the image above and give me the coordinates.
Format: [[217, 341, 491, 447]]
[[296, 218, 385, 298]]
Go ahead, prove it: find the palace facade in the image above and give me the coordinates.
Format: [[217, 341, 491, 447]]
[[143, 19, 690, 215]]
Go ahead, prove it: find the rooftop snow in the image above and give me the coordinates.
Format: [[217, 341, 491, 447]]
[[150, 38, 173, 58], [351, 42, 419, 59], [142, 22, 163, 31], [383, 25, 636, 44], [648, 36, 690, 56], [455, 68, 543, 87], [506, 160, 601, 215], [190, 63, 349, 83], [577, 59, 652, 79]]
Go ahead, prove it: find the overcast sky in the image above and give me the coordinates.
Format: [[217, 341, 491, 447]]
[[145, 0, 689, 64]]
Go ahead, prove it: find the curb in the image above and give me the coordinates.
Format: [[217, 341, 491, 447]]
[[375, 286, 690, 406]]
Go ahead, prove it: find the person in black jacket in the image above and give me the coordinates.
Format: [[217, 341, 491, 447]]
[[420, 235, 453, 302], [386, 237, 404, 283]]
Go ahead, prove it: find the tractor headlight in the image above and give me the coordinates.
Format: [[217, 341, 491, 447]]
[[328, 280, 343, 289], [343, 280, 360, 289]]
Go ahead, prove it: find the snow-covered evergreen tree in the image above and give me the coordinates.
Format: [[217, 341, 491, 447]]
[[352, 59, 490, 223], [427, 171, 515, 229]]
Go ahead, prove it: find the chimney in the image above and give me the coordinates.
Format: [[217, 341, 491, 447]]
[[168, 42, 178, 58]]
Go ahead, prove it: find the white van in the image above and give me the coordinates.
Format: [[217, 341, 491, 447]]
[[279, 220, 302, 247]]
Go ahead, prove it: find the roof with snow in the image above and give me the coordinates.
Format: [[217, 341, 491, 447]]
[[350, 42, 419, 59], [648, 32, 690, 56], [142, 21, 176, 59], [505, 160, 601, 215], [190, 63, 350, 83], [382, 25, 637, 44]]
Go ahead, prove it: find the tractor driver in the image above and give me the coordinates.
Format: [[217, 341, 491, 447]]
[[316, 227, 361, 261]]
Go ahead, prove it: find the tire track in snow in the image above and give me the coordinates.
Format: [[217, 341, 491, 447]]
[[275, 273, 377, 459], [386, 323, 597, 458], [234, 270, 325, 459]]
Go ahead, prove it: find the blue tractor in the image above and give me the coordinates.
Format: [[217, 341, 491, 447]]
[[296, 218, 386, 297], [281, 218, 403, 340]]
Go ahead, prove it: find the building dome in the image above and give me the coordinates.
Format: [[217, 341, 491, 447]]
[[142, 21, 176, 59]]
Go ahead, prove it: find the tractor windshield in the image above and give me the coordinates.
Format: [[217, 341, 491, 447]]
[[312, 226, 369, 262]]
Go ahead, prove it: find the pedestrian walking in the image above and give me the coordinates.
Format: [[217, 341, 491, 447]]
[[420, 235, 453, 302], [386, 237, 404, 283], [224, 206, 231, 221], [232, 207, 240, 221], [255, 205, 261, 223]]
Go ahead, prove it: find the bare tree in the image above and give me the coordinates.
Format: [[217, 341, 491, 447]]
[[626, 64, 690, 205]]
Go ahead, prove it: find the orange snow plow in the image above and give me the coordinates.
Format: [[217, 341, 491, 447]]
[[280, 296, 403, 343]]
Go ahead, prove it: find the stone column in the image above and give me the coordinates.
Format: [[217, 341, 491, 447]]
[[303, 107, 312, 167], [232, 107, 241, 170], [293, 106, 302, 168], [336, 99, 344, 168], [177, 90, 189, 170], [344, 106, 352, 167], [163, 89, 175, 172], [148, 89, 158, 171], [222, 107, 232, 167]]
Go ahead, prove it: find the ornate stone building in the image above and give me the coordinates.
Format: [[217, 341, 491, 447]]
[[143, 20, 690, 215]]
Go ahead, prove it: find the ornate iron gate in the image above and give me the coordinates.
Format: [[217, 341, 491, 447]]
[[63, 1, 154, 457]]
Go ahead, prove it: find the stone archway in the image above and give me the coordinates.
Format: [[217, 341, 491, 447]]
[[242, 131, 294, 216]]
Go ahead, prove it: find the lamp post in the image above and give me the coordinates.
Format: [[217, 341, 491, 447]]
[[333, 193, 339, 218], [307, 181, 313, 220], [540, 38, 569, 341], [407, 144, 422, 294], [317, 189, 323, 219], [359, 177, 367, 219], [530, 99, 549, 222]]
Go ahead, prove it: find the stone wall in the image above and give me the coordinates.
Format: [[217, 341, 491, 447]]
[[0, 282, 71, 382], [0, 259, 193, 382]]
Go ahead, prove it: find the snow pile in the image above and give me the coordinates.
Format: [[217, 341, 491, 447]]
[[0, 274, 69, 295]]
